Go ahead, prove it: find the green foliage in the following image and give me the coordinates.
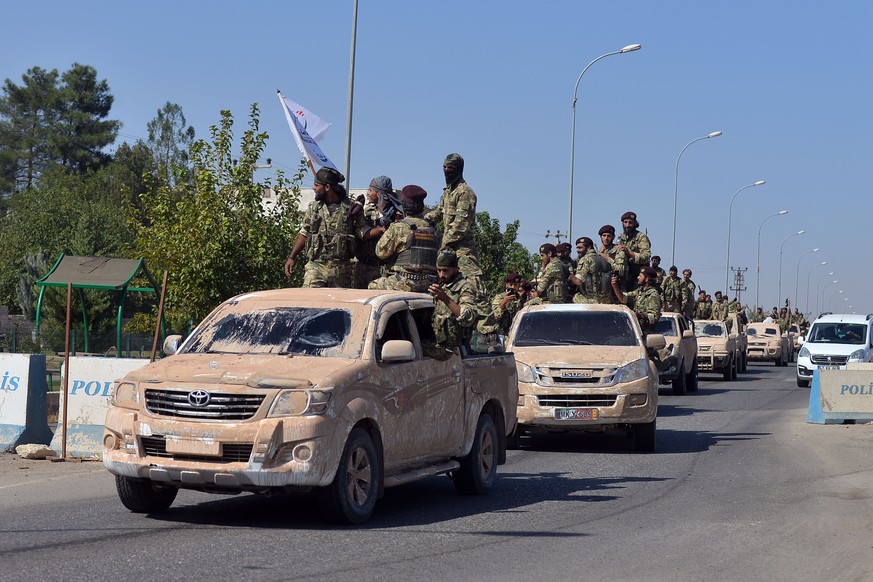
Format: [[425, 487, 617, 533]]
[[147, 101, 195, 186], [473, 211, 537, 295], [132, 104, 305, 326]]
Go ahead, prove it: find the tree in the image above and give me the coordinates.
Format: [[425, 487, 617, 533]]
[[474, 211, 537, 295], [131, 104, 304, 328], [0, 63, 118, 198], [146, 101, 195, 185]]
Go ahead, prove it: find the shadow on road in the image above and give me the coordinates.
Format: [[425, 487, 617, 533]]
[[655, 428, 769, 454]]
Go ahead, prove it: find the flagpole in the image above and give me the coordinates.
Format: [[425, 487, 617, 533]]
[[344, 0, 358, 186]]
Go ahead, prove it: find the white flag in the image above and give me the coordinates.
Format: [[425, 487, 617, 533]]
[[277, 91, 337, 170], [279, 94, 330, 142]]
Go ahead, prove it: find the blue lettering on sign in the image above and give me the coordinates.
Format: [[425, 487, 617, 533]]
[[70, 380, 114, 397], [839, 383, 873, 396], [0, 371, 21, 392]]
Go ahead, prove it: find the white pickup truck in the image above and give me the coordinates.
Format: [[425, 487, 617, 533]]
[[103, 289, 518, 524]]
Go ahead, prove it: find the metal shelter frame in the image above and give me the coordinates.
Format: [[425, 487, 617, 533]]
[[34, 254, 164, 356]]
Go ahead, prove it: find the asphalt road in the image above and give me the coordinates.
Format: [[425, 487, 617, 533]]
[[2, 363, 872, 582]]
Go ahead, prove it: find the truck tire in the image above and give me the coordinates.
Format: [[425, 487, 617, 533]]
[[507, 423, 524, 450], [723, 357, 733, 381], [686, 358, 699, 392], [453, 412, 498, 495], [632, 418, 656, 452], [741, 352, 748, 373], [319, 427, 381, 524], [797, 377, 810, 388], [115, 475, 177, 514], [775, 354, 783, 367], [671, 360, 687, 395], [730, 356, 738, 380]]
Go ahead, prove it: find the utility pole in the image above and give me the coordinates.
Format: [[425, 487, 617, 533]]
[[730, 267, 748, 305], [545, 230, 567, 245]]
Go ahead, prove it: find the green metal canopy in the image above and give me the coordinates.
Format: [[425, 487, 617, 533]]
[[34, 254, 163, 356]]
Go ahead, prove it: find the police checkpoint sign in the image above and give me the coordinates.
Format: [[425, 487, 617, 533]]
[[50, 357, 150, 457], [807, 364, 873, 424], [0, 354, 50, 451]]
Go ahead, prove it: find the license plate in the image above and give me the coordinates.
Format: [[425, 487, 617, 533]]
[[820, 365, 841, 371], [165, 437, 222, 456], [555, 408, 598, 420]]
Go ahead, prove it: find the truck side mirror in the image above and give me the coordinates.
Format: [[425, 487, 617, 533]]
[[682, 329, 694, 339], [381, 340, 416, 362], [646, 334, 667, 351], [163, 334, 183, 356]]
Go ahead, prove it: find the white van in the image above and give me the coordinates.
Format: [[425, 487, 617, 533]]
[[796, 313, 873, 387]]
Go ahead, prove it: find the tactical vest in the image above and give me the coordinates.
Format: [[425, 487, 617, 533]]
[[393, 219, 439, 273], [588, 254, 613, 295], [547, 261, 570, 303], [305, 200, 357, 262]]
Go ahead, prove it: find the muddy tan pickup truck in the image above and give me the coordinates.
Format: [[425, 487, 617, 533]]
[[695, 319, 738, 381], [746, 322, 790, 366], [653, 313, 699, 395], [103, 289, 517, 524], [506, 303, 664, 452]]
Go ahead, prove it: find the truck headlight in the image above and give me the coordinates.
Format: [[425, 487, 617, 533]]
[[516, 362, 535, 383], [616, 358, 649, 383], [110, 382, 139, 409], [798, 346, 810, 359], [849, 349, 867, 362], [268, 389, 332, 417]]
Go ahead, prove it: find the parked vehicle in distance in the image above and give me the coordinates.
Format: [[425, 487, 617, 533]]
[[506, 303, 663, 452], [796, 313, 873, 387], [103, 289, 518, 524], [695, 320, 738, 381], [652, 313, 699, 395], [746, 322, 791, 366]]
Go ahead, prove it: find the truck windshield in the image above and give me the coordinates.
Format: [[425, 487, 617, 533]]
[[183, 307, 354, 356], [513, 311, 637, 347], [654, 317, 678, 336]]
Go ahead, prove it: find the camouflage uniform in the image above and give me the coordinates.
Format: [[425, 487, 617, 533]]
[[711, 299, 730, 321], [353, 201, 385, 289], [623, 286, 663, 332], [661, 275, 684, 312], [679, 277, 696, 319], [424, 181, 482, 286], [694, 299, 712, 320], [599, 244, 627, 301], [572, 249, 607, 304], [619, 230, 652, 291], [536, 259, 569, 304], [300, 199, 363, 288], [750, 310, 766, 323], [483, 292, 524, 336], [369, 217, 440, 293], [432, 274, 478, 351]]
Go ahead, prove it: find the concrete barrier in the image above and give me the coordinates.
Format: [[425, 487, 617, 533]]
[[50, 357, 150, 457], [807, 365, 873, 424], [0, 354, 51, 451]]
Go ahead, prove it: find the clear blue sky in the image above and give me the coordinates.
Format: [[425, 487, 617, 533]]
[[4, 1, 871, 315]]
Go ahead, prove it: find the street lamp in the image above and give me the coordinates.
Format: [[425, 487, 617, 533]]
[[805, 261, 828, 314], [725, 180, 766, 295], [814, 272, 835, 315], [778, 230, 805, 308], [568, 43, 641, 241], [672, 131, 723, 265], [793, 248, 820, 314], [818, 279, 837, 315], [827, 289, 844, 311], [755, 210, 788, 309]]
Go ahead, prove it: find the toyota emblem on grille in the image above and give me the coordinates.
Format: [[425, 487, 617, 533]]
[[188, 390, 211, 407]]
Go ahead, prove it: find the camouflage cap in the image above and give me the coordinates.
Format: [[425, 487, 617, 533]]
[[443, 152, 464, 169], [315, 167, 345, 186], [436, 250, 458, 268]]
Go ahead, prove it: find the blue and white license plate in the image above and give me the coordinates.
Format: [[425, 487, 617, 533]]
[[554, 408, 598, 421]]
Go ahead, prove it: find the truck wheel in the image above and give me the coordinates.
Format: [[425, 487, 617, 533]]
[[115, 475, 177, 514], [632, 419, 656, 452], [741, 353, 748, 373], [319, 427, 381, 524], [671, 360, 687, 395], [730, 357, 738, 380], [797, 377, 810, 388], [507, 423, 524, 450], [686, 358, 699, 392], [723, 358, 733, 381], [775, 354, 782, 367], [453, 412, 498, 495]]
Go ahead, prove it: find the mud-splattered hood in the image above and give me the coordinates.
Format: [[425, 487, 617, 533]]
[[511, 345, 644, 368], [122, 353, 359, 388]]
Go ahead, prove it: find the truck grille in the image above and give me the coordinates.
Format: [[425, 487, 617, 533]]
[[538, 394, 618, 407], [140, 435, 253, 463], [810, 355, 849, 365], [144, 389, 264, 420], [536, 366, 617, 387]]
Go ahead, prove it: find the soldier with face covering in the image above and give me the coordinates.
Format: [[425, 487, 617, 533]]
[[353, 175, 399, 288]]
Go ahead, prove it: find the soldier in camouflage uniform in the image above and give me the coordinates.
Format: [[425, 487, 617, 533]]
[[661, 265, 684, 312], [617, 211, 652, 291], [284, 167, 364, 288], [369, 185, 440, 293], [612, 265, 663, 334], [711, 291, 730, 321], [651, 255, 666, 282], [556, 242, 577, 297], [569, 237, 610, 304], [750, 306, 766, 323], [428, 250, 478, 353], [482, 273, 525, 337], [597, 224, 627, 302], [353, 176, 400, 288], [534, 243, 569, 303], [694, 290, 712, 320], [680, 269, 697, 320]]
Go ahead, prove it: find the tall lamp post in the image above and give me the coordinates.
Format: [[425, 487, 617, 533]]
[[793, 248, 820, 314], [778, 230, 805, 308], [568, 43, 641, 242], [805, 261, 828, 315], [672, 131, 723, 265], [818, 279, 837, 315], [725, 180, 766, 295], [755, 210, 788, 309]]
